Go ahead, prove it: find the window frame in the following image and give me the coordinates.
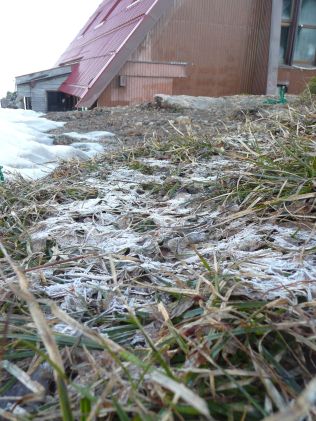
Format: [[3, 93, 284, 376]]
[[281, 0, 316, 67]]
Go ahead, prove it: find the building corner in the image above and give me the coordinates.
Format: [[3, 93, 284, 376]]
[[266, 0, 282, 95]]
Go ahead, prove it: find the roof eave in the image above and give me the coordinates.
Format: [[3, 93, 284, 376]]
[[16, 65, 72, 85], [76, 0, 172, 108]]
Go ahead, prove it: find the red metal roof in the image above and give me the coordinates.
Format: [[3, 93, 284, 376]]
[[57, 0, 171, 107]]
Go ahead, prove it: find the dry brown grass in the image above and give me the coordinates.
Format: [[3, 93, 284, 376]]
[[0, 97, 315, 420]]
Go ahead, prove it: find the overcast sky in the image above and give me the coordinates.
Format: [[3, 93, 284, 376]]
[[0, 0, 101, 97]]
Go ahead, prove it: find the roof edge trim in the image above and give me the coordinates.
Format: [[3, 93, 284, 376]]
[[77, 0, 173, 108]]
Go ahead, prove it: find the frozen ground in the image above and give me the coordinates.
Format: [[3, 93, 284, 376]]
[[2, 97, 315, 306], [0, 108, 114, 178], [1, 95, 315, 418], [28, 160, 316, 318], [1, 97, 315, 302]]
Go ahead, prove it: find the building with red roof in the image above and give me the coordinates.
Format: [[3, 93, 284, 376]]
[[16, 0, 316, 112]]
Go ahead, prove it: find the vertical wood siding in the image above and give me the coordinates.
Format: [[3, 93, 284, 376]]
[[16, 85, 31, 97], [278, 67, 316, 93], [98, 75, 173, 106], [98, 0, 273, 107]]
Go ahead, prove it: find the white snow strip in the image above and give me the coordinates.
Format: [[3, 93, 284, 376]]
[[0, 109, 85, 179], [70, 142, 106, 157], [64, 131, 115, 140], [0, 109, 108, 179], [140, 158, 172, 167]]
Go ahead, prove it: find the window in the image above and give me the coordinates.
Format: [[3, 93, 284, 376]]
[[280, 0, 316, 67]]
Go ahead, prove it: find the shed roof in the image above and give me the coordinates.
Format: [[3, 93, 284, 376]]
[[16, 65, 72, 86], [57, 0, 171, 108]]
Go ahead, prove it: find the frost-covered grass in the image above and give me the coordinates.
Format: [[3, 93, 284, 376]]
[[0, 98, 316, 420]]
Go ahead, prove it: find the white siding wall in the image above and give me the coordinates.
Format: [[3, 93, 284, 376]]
[[17, 85, 31, 97], [17, 74, 69, 113], [31, 75, 69, 112]]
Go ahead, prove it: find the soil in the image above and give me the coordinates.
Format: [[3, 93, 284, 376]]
[[46, 95, 294, 147]]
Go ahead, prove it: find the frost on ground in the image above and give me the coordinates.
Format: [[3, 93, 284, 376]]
[[27, 159, 315, 325], [2, 94, 315, 320], [0, 108, 114, 178], [0, 95, 315, 418]]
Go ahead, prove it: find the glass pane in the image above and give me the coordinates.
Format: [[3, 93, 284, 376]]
[[293, 28, 316, 65], [280, 27, 290, 63], [300, 0, 316, 26], [282, 0, 293, 19]]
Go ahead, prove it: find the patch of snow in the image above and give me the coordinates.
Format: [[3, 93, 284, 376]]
[[107, 168, 164, 185], [71, 142, 106, 157], [0, 108, 91, 179], [191, 176, 217, 182], [64, 131, 115, 140], [140, 158, 172, 167], [0, 108, 64, 144]]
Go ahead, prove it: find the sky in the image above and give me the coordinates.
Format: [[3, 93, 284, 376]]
[[0, 0, 102, 98]]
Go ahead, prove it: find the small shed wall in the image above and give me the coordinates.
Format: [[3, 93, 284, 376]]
[[16, 85, 31, 97], [98, 0, 272, 107], [26, 75, 69, 113]]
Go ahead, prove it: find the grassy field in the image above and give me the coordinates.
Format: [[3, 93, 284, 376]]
[[0, 95, 316, 420]]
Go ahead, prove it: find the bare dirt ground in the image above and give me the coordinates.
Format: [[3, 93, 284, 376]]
[[47, 95, 290, 147]]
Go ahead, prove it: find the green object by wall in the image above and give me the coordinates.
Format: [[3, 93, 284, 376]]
[[265, 85, 288, 105], [0, 166, 4, 182]]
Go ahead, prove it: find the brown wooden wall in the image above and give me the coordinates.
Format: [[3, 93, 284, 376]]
[[98, 0, 272, 107], [278, 66, 316, 94]]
